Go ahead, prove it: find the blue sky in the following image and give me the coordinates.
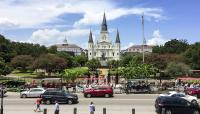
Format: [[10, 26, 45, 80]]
[[0, 0, 199, 49]]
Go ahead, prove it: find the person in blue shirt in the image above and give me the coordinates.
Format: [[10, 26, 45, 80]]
[[89, 102, 95, 114]]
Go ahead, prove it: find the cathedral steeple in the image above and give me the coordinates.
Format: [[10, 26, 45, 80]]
[[88, 30, 93, 43], [101, 12, 108, 32], [115, 29, 120, 43]]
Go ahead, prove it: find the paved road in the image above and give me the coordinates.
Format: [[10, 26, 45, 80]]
[[3, 92, 159, 114]]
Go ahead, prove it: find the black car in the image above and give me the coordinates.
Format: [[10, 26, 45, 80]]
[[41, 89, 78, 104], [155, 96, 200, 114]]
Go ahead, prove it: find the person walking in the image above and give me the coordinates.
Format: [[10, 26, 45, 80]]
[[34, 97, 42, 112], [54, 101, 59, 114], [89, 102, 95, 114]]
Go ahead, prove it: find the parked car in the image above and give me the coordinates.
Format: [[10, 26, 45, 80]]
[[20, 88, 45, 98], [155, 96, 200, 114], [186, 87, 200, 98], [83, 86, 113, 98], [159, 91, 198, 105], [40, 89, 78, 104]]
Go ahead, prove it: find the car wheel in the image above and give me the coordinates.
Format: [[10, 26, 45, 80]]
[[105, 94, 110, 98], [68, 99, 73, 105], [165, 109, 172, 114], [21, 94, 27, 98], [41, 100, 45, 104], [87, 94, 91, 98], [46, 100, 51, 105], [194, 110, 199, 114], [191, 100, 198, 105]]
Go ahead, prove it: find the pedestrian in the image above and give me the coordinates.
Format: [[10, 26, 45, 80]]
[[34, 97, 42, 112], [89, 102, 95, 114], [54, 101, 59, 114]]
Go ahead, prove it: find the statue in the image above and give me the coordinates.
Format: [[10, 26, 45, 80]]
[[101, 53, 106, 61]]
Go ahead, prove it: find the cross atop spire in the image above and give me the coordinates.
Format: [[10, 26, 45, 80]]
[[101, 12, 108, 32], [88, 30, 93, 43]]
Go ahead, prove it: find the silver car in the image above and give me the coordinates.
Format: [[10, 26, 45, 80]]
[[20, 88, 45, 98]]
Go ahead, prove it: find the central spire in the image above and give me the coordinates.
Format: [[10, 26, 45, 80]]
[[101, 12, 108, 32]]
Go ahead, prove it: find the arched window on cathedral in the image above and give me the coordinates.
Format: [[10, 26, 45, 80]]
[[113, 52, 114, 56], [90, 53, 91, 55]]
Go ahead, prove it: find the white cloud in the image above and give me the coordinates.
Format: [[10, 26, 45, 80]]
[[122, 42, 134, 50], [0, 18, 19, 29], [0, 0, 164, 29], [29, 28, 89, 47], [147, 30, 168, 45], [73, 7, 163, 28]]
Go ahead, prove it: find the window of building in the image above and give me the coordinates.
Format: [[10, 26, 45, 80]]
[[94, 52, 96, 56], [113, 52, 114, 56], [90, 53, 91, 55]]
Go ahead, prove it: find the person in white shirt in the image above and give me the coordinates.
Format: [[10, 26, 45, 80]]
[[55, 101, 59, 114], [89, 102, 95, 114]]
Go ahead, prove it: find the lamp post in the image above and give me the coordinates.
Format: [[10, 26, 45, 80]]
[[95, 69, 99, 84], [107, 69, 111, 84], [1, 85, 3, 114]]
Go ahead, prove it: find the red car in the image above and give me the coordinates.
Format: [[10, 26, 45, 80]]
[[185, 87, 200, 98], [83, 86, 113, 98]]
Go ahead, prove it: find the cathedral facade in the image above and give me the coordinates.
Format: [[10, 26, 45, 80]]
[[88, 13, 121, 63]]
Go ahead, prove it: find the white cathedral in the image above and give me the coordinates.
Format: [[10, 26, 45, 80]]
[[88, 13, 121, 64]]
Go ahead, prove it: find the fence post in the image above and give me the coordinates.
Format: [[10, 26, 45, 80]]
[[74, 107, 77, 114], [162, 108, 165, 114], [103, 108, 106, 114], [43, 108, 47, 114], [132, 108, 135, 114]]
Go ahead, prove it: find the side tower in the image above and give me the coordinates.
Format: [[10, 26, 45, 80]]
[[115, 29, 120, 60], [88, 30, 94, 60]]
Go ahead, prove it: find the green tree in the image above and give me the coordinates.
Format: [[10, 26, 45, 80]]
[[63, 67, 89, 82], [184, 42, 200, 69], [0, 58, 12, 76], [107, 60, 120, 68], [73, 54, 88, 67], [145, 53, 183, 70], [32, 54, 67, 76], [48, 45, 57, 54], [153, 39, 189, 54], [56, 51, 73, 67], [11, 55, 34, 72], [86, 59, 100, 71], [165, 62, 191, 78], [121, 64, 158, 79]]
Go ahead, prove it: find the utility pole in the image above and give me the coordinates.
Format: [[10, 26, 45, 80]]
[[142, 13, 146, 64]]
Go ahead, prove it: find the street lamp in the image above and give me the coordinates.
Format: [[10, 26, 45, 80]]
[[1, 85, 4, 114]]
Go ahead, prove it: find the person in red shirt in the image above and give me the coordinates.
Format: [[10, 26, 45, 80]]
[[34, 97, 42, 112]]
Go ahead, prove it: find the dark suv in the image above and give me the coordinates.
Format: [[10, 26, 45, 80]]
[[41, 89, 78, 104], [155, 96, 200, 114]]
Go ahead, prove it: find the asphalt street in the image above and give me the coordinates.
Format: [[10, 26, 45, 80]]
[[3, 92, 159, 114]]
